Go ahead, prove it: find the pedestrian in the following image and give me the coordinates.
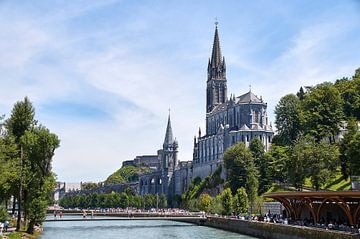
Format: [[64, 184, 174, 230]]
[[4, 220, 9, 232], [59, 211, 63, 219], [53, 211, 57, 219]]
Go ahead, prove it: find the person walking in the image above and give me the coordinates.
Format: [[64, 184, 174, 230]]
[[53, 211, 57, 219], [4, 220, 9, 232], [59, 211, 63, 219]]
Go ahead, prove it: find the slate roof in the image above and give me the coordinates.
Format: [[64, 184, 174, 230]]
[[237, 91, 262, 103]]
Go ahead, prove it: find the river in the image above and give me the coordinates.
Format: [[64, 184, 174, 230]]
[[40, 217, 258, 239]]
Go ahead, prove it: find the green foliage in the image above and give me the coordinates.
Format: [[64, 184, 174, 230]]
[[301, 82, 344, 143], [249, 138, 270, 194], [182, 166, 223, 204], [339, 119, 359, 179], [59, 191, 167, 210], [0, 206, 9, 222], [264, 145, 288, 184], [334, 69, 360, 120], [198, 193, 212, 213], [223, 142, 258, 203], [5, 97, 35, 143], [274, 94, 302, 145], [104, 165, 151, 185], [347, 132, 360, 176], [286, 136, 339, 190], [220, 188, 233, 215], [233, 187, 249, 214]]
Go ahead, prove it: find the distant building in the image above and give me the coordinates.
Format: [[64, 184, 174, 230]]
[[122, 155, 160, 169]]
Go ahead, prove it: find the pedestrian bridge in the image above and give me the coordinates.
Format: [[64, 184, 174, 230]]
[[45, 216, 205, 222]]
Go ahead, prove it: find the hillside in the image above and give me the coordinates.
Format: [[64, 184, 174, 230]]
[[104, 165, 151, 185]]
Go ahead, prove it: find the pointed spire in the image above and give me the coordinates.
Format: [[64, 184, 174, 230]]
[[164, 111, 174, 145], [211, 24, 222, 68]]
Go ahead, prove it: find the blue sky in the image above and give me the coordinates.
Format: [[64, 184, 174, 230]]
[[0, 0, 359, 182]]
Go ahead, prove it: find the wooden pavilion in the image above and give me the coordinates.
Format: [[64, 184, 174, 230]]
[[264, 191, 360, 226]]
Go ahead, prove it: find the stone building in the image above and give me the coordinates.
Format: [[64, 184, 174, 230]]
[[192, 24, 274, 179], [139, 114, 191, 197]]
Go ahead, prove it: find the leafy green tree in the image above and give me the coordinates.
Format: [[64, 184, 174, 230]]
[[223, 142, 258, 194], [198, 193, 212, 213], [223, 142, 258, 212], [287, 137, 309, 190], [264, 145, 288, 183], [21, 126, 60, 233], [301, 82, 344, 143], [249, 138, 269, 194], [119, 192, 129, 209], [220, 188, 233, 215], [6, 97, 35, 143], [334, 69, 360, 120], [158, 194, 167, 208], [347, 132, 360, 176], [307, 140, 339, 190], [5, 97, 36, 231], [339, 119, 358, 179], [275, 94, 302, 145], [233, 187, 249, 214], [144, 194, 155, 209]]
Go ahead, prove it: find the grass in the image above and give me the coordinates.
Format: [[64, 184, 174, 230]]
[[5, 231, 41, 239], [266, 168, 351, 193]]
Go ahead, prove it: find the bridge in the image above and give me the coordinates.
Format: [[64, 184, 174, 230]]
[[45, 216, 204, 222]]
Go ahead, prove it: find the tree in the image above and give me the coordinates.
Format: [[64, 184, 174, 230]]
[[119, 192, 129, 209], [5, 97, 36, 231], [301, 82, 344, 143], [220, 188, 233, 215], [307, 140, 339, 190], [249, 138, 269, 194], [198, 193, 212, 213], [296, 87, 305, 100], [233, 187, 249, 214], [347, 132, 360, 176], [264, 145, 288, 184], [287, 137, 310, 190], [339, 119, 359, 179], [158, 194, 168, 208], [334, 69, 360, 120], [275, 94, 302, 145], [21, 126, 60, 233], [223, 142, 258, 194]]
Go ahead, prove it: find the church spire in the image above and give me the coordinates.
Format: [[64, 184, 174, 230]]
[[163, 111, 174, 145], [206, 22, 227, 113], [211, 24, 222, 68]]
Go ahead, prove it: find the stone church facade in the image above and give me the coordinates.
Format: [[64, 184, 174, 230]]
[[192, 25, 274, 179], [138, 24, 274, 198]]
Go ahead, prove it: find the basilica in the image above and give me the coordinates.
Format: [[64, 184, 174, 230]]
[[138, 24, 274, 198], [192, 24, 274, 179]]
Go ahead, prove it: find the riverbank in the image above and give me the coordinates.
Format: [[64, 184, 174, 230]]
[[0, 231, 41, 239], [174, 217, 360, 239]]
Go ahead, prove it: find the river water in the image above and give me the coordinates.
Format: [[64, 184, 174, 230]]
[[40, 217, 257, 239]]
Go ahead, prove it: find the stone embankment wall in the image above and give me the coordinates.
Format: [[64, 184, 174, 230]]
[[174, 217, 360, 239]]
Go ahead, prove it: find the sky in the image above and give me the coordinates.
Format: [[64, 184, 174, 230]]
[[0, 0, 359, 182]]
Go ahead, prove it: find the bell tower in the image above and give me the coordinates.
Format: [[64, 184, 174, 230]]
[[206, 22, 227, 113]]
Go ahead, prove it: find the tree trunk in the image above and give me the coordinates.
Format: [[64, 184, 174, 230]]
[[26, 219, 35, 234], [16, 146, 23, 232], [16, 186, 22, 231]]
